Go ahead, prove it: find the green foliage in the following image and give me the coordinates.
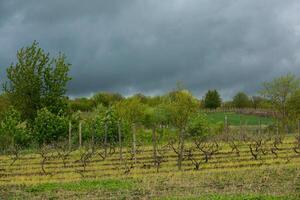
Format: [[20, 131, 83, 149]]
[[68, 98, 95, 112], [33, 108, 68, 145], [4, 41, 71, 122], [187, 112, 210, 138], [92, 92, 124, 107], [287, 89, 300, 122], [203, 90, 222, 109], [260, 73, 300, 122], [0, 107, 29, 150], [0, 94, 11, 120], [232, 92, 251, 108], [92, 107, 121, 144], [167, 89, 199, 130]]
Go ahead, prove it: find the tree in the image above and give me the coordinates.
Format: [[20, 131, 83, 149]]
[[287, 89, 300, 123], [203, 90, 221, 109], [92, 92, 124, 107], [232, 92, 251, 108], [33, 108, 68, 145], [187, 112, 210, 138], [0, 107, 29, 152], [167, 89, 198, 170], [260, 73, 300, 130], [3, 41, 71, 122]]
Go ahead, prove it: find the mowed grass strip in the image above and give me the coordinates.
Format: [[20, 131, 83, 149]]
[[206, 112, 274, 126], [25, 178, 135, 193]]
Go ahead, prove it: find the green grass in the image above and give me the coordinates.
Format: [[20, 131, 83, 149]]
[[159, 194, 299, 200], [26, 179, 135, 193], [206, 112, 274, 126]]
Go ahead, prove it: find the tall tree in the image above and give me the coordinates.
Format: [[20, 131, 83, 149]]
[[232, 92, 251, 108], [168, 89, 198, 170], [260, 73, 300, 130], [203, 90, 222, 109], [3, 41, 71, 122]]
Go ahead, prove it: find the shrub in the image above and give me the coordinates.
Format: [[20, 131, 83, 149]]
[[33, 108, 68, 145]]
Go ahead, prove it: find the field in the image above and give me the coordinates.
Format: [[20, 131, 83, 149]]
[[0, 134, 299, 199], [206, 112, 274, 126]]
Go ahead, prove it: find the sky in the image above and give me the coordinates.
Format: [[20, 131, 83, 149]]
[[0, 0, 300, 99]]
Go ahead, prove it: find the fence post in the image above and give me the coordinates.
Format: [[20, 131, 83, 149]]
[[118, 121, 123, 165], [132, 123, 137, 165], [104, 122, 108, 157], [79, 121, 82, 148], [225, 115, 228, 134], [68, 121, 72, 151]]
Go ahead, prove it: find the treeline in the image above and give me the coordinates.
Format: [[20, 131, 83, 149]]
[[0, 41, 299, 158]]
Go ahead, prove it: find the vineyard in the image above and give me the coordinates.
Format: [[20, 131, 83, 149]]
[[0, 132, 299, 199]]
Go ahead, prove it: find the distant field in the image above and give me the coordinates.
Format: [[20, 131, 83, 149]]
[[206, 112, 274, 126], [0, 135, 299, 199]]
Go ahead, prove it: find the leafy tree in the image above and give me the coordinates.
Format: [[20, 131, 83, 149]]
[[232, 92, 251, 108], [0, 94, 11, 120], [3, 41, 71, 122], [0, 107, 29, 151], [68, 98, 95, 112], [187, 112, 210, 138], [92, 92, 124, 107], [167, 89, 199, 170], [33, 108, 68, 145], [287, 89, 300, 123], [260, 73, 300, 130], [203, 90, 222, 109]]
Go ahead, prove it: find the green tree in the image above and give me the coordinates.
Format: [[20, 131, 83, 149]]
[[287, 89, 300, 123], [0, 107, 29, 151], [187, 112, 210, 138], [168, 89, 198, 170], [4, 41, 71, 122], [33, 108, 68, 145], [232, 92, 251, 108], [203, 90, 222, 109], [260, 73, 300, 130], [92, 92, 124, 107]]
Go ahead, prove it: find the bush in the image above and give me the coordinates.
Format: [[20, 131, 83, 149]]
[[0, 107, 29, 151], [33, 108, 68, 145]]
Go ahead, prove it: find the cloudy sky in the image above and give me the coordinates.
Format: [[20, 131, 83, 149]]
[[1, 0, 300, 99]]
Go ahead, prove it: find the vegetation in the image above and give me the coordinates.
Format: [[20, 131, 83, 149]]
[[0, 42, 300, 199]]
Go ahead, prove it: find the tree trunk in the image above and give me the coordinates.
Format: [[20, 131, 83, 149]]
[[104, 122, 108, 157], [68, 121, 72, 151], [178, 128, 185, 170], [79, 121, 82, 148], [118, 121, 123, 165]]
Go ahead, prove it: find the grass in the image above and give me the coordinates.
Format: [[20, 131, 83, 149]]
[[206, 112, 274, 126], [26, 179, 135, 193], [0, 135, 299, 199]]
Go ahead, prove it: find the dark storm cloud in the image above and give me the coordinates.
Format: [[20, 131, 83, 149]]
[[1, 0, 300, 99]]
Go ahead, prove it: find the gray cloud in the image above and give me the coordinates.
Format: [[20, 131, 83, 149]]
[[1, 0, 300, 99]]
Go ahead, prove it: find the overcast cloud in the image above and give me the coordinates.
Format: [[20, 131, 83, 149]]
[[1, 0, 300, 99]]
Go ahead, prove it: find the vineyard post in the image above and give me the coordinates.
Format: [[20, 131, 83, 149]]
[[276, 120, 279, 136], [118, 121, 123, 165], [178, 128, 185, 170], [104, 122, 108, 157], [239, 116, 242, 135], [132, 123, 137, 165], [152, 126, 158, 167], [225, 115, 228, 134], [68, 121, 72, 151], [298, 120, 300, 136], [79, 121, 82, 148], [259, 119, 262, 134]]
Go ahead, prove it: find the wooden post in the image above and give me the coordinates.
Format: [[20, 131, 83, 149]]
[[79, 121, 82, 148], [68, 121, 72, 151], [152, 127, 157, 166], [239, 116, 242, 135], [132, 123, 137, 165], [225, 115, 228, 134], [298, 120, 300, 136], [104, 122, 108, 157], [276, 120, 279, 136], [259, 119, 262, 134], [118, 121, 123, 165]]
